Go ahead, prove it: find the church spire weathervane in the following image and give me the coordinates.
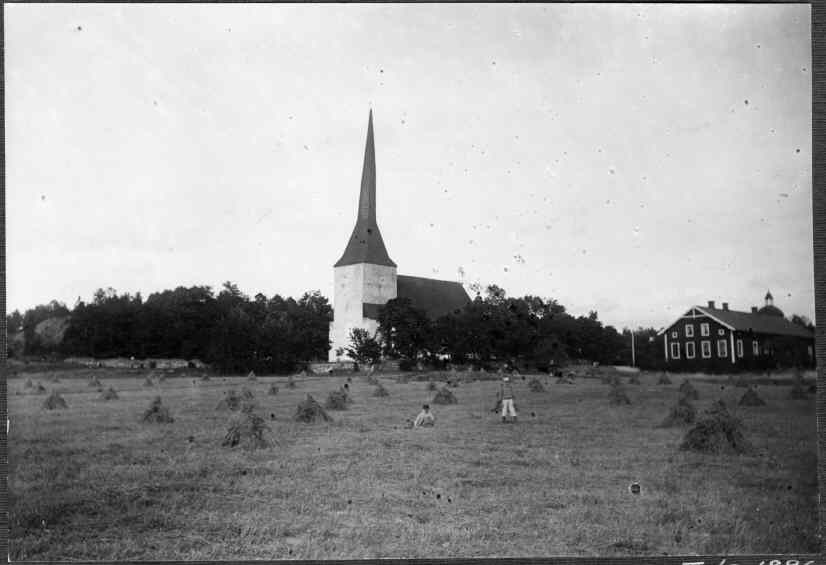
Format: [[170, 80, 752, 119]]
[[334, 110, 396, 268]]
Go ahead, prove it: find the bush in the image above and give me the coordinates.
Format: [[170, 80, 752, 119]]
[[142, 396, 174, 423], [294, 394, 332, 423], [680, 401, 751, 454], [433, 386, 457, 405]]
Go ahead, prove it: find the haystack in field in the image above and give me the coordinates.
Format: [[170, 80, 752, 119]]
[[216, 389, 243, 411], [679, 380, 699, 400], [373, 384, 389, 397], [222, 406, 269, 449], [602, 373, 621, 386], [608, 383, 631, 405], [42, 391, 67, 410], [628, 375, 641, 385], [268, 384, 279, 396], [49, 374, 60, 383], [680, 400, 751, 454], [528, 378, 545, 392], [35, 383, 47, 394], [99, 387, 119, 400], [247, 371, 257, 381], [287, 375, 297, 389], [427, 380, 438, 391], [325, 389, 350, 410], [739, 387, 766, 406], [433, 386, 457, 405], [657, 372, 672, 385], [556, 375, 575, 385], [143, 376, 154, 387], [157, 373, 168, 383], [200, 373, 210, 381], [366, 374, 380, 386], [240, 387, 255, 400], [294, 394, 332, 423], [24, 378, 33, 389], [661, 395, 696, 427], [142, 396, 174, 423], [789, 378, 809, 400]]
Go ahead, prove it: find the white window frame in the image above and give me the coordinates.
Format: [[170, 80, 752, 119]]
[[670, 342, 681, 359], [717, 339, 728, 358], [685, 324, 694, 338], [752, 340, 759, 356], [701, 340, 712, 358], [718, 328, 725, 336], [685, 342, 696, 359], [700, 323, 710, 336], [671, 331, 678, 339], [736, 339, 743, 358]]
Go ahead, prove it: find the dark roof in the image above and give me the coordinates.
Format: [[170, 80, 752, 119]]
[[334, 110, 396, 268], [757, 304, 784, 317], [397, 275, 471, 319], [691, 305, 813, 339]]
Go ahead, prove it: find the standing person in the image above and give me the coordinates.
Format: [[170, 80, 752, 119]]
[[498, 376, 517, 423]]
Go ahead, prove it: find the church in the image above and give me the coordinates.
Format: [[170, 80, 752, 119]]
[[328, 111, 471, 361]]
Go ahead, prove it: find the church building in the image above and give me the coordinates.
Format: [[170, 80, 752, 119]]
[[328, 111, 470, 361]]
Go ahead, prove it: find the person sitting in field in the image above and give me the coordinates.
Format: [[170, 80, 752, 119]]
[[413, 404, 435, 428]]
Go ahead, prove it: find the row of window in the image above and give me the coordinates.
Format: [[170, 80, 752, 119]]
[[671, 323, 725, 339], [669, 339, 759, 360]]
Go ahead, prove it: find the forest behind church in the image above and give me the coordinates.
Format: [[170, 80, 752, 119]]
[[7, 283, 658, 372]]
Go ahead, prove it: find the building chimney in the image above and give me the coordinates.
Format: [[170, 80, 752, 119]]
[[722, 302, 729, 311], [707, 300, 716, 309], [751, 306, 758, 313]]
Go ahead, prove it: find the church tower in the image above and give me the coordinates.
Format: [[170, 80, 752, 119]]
[[329, 110, 398, 361]]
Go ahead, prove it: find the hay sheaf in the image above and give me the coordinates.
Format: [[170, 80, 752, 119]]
[[373, 384, 389, 397], [142, 396, 174, 423], [789, 379, 809, 400], [608, 384, 631, 405], [602, 373, 622, 386], [680, 401, 751, 454], [433, 386, 458, 405], [99, 387, 119, 401], [427, 380, 438, 391], [287, 375, 297, 389], [88, 377, 102, 388], [628, 375, 641, 385], [35, 383, 47, 394], [325, 389, 351, 410], [528, 378, 546, 392], [739, 387, 766, 407], [143, 377, 154, 387], [268, 384, 279, 396], [657, 373, 672, 385], [247, 371, 257, 381], [294, 394, 332, 423], [556, 375, 575, 385], [679, 380, 699, 400], [216, 389, 247, 411], [222, 406, 270, 450], [366, 374, 380, 386], [24, 378, 33, 389], [200, 373, 210, 382], [42, 391, 68, 410], [661, 396, 696, 427]]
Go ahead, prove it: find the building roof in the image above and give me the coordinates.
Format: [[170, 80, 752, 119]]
[[334, 110, 396, 268], [659, 305, 814, 339], [397, 275, 471, 319]]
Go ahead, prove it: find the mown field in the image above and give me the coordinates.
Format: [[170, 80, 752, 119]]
[[7, 365, 819, 559]]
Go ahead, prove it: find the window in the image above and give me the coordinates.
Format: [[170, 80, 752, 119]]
[[700, 323, 710, 336], [752, 340, 759, 356], [671, 331, 678, 339], [717, 339, 728, 358], [736, 339, 743, 358], [670, 342, 681, 359], [685, 325, 694, 338], [718, 328, 726, 336], [685, 342, 696, 359], [701, 341, 712, 358]]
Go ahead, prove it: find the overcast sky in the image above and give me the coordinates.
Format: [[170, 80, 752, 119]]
[[6, 3, 813, 330]]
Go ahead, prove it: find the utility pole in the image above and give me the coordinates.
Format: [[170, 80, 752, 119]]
[[631, 329, 636, 367]]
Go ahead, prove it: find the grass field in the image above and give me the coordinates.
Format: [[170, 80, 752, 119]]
[[7, 366, 819, 559]]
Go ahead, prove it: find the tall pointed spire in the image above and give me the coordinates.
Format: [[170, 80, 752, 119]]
[[334, 110, 396, 268]]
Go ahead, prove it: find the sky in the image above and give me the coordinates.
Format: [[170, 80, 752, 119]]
[[5, 3, 813, 331]]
